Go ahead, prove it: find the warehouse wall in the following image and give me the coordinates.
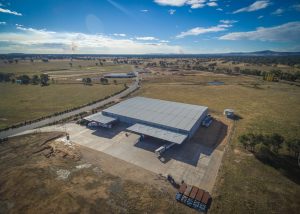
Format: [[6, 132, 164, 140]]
[[189, 107, 208, 138]]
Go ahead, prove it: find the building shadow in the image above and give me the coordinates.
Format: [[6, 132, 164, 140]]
[[134, 119, 228, 166], [91, 123, 131, 139], [134, 136, 169, 152], [228, 114, 243, 121]]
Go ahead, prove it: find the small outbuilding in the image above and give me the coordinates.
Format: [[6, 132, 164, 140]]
[[224, 109, 234, 118]]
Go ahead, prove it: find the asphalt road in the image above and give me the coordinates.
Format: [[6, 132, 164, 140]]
[[0, 76, 139, 139]]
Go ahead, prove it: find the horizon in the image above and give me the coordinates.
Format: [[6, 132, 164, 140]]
[[0, 0, 300, 54]]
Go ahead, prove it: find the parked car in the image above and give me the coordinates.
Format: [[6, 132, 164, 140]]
[[202, 115, 213, 127], [87, 121, 98, 129]]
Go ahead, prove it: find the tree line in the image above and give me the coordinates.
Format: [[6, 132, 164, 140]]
[[82, 77, 118, 85], [0, 72, 50, 86], [239, 133, 300, 158]]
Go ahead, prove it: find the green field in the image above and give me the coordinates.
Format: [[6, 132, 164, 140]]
[[0, 83, 125, 129], [136, 72, 300, 213]]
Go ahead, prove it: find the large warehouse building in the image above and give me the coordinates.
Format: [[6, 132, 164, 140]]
[[84, 97, 208, 145]]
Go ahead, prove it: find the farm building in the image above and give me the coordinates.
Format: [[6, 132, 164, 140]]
[[84, 97, 208, 145], [103, 72, 136, 78]]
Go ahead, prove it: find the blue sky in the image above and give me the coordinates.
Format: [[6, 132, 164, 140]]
[[0, 0, 300, 54]]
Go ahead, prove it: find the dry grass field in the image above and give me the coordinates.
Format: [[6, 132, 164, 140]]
[[134, 72, 300, 213], [201, 59, 300, 74], [0, 83, 125, 129], [0, 60, 135, 129], [0, 59, 134, 76]]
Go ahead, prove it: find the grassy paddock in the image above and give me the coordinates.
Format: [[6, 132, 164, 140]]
[[0, 83, 125, 129], [135, 73, 300, 213], [0, 59, 134, 76]]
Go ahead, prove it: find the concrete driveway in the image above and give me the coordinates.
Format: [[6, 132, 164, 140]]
[[26, 119, 230, 192]]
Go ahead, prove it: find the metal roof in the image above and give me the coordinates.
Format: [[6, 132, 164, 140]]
[[84, 112, 117, 124], [127, 123, 187, 144], [103, 97, 207, 132]]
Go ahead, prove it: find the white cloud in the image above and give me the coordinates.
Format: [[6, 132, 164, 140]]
[[258, 15, 264, 19], [220, 20, 238, 24], [177, 27, 224, 38], [0, 7, 22, 16], [207, 2, 217, 7], [271, 8, 284, 16], [191, 3, 205, 9], [154, 0, 187, 7], [140, 9, 149, 12], [216, 8, 223, 11], [154, 0, 210, 9], [292, 4, 300, 12], [160, 40, 170, 43], [135, 36, 158, 41], [177, 19, 235, 38], [0, 26, 182, 54], [233, 1, 270, 14], [168, 9, 176, 14], [113, 33, 126, 37], [0, 21, 6, 25], [219, 22, 300, 42]]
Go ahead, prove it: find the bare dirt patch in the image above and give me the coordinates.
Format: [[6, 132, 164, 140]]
[[0, 132, 195, 213]]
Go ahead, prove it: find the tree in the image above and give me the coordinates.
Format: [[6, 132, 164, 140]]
[[247, 133, 260, 152], [286, 139, 300, 158], [239, 133, 262, 152], [31, 75, 39, 85], [239, 134, 250, 149], [69, 62, 72, 67], [113, 80, 117, 85], [0, 72, 14, 82], [40, 74, 49, 86], [82, 77, 92, 85], [17, 75, 30, 84], [86, 77, 92, 84], [100, 78, 108, 85], [267, 133, 284, 153]]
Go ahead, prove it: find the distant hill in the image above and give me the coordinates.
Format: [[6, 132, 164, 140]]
[[146, 50, 300, 57], [222, 50, 300, 56], [1, 50, 300, 58]]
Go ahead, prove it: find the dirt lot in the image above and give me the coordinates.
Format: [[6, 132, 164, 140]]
[[0, 132, 197, 213]]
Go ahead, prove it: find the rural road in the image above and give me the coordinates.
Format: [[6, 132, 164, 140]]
[[0, 75, 139, 139]]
